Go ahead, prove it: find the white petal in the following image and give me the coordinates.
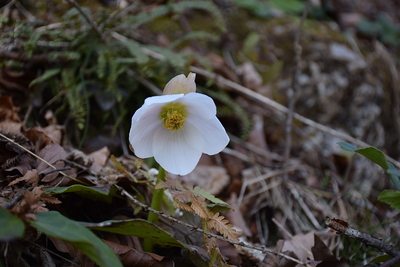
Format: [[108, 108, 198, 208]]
[[153, 124, 203, 175], [129, 104, 162, 158], [129, 94, 185, 158], [144, 94, 184, 106], [186, 116, 229, 155], [180, 93, 216, 120], [163, 73, 196, 95]]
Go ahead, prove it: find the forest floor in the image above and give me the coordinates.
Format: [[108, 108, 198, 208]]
[[1, 0, 400, 266]]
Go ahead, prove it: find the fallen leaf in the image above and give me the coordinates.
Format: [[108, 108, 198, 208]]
[[88, 146, 110, 172], [8, 169, 40, 186], [282, 231, 314, 262], [103, 240, 167, 267], [0, 96, 20, 120], [225, 192, 252, 237], [180, 165, 230, 195], [24, 127, 54, 151], [36, 143, 68, 182]]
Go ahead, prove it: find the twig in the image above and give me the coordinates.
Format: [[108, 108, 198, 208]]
[[325, 217, 400, 258], [14, 1, 35, 21], [0, 0, 17, 12], [65, 0, 106, 43], [4, 185, 30, 210], [0, 132, 88, 185], [0, 51, 70, 64], [381, 254, 400, 267], [283, 5, 307, 180], [188, 66, 400, 170], [126, 69, 163, 95], [105, 1, 139, 26], [117, 185, 309, 266]]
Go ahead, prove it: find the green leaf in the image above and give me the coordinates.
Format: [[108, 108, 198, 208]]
[[30, 211, 122, 267], [29, 69, 61, 87], [191, 186, 231, 212], [45, 184, 118, 204], [84, 219, 186, 248], [378, 190, 400, 209], [338, 142, 400, 190], [242, 32, 260, 56], [338, 142, 389, 170], [370, 254, 400, 266], [0, 207, 25, 241], [119, 40, 149, 65], [270, 0, 304, 14], [387, 162, 400, 190]]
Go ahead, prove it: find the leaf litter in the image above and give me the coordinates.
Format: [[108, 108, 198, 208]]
[[2, 1, 400, 266]]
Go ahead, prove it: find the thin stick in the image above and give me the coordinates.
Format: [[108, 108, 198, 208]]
[[0, 132, 88, 185], [65, 0, 106, 43], [283, 5, 307, 179], [0, 0, 16, 12], [117, 185, 309, 266], [325, 217, 400, 258], [381, 254, 400, 267]]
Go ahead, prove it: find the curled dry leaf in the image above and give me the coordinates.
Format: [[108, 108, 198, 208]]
[[103, 240, 168, 267], [88, 146, 110, 172], [66, 149, 94, 168], [0, 96, 22, 132], [180, 165, 230, 195], [24, 127, 54, 152], [225, 192, 252, 237], [11, 186, 60, 221], [36, 143, 69, 183], [0, 129, 33, 175], [8, 169, 40, 186]]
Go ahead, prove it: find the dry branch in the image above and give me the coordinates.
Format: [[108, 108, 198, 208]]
[[325, 217, 400, 258], [283, 4, 307, 180]]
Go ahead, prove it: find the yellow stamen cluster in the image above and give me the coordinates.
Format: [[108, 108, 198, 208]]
[[160, 103, 187, 131]]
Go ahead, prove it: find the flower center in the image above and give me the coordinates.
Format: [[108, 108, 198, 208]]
[[159, 102, 188, 131]]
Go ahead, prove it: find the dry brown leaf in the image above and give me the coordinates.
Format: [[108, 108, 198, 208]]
[[103, 240, 167, 267], [170, 188, 192, 203], [36, 143, 68, 182], [88, 146, 109, 167], [217, 239, 242, 266], [11, 186, 48, 219], [4, 153, 34, 177], [208, 213, 240, 242], [262, 240, 299, 267], [66, 149, 94, 168], [24, 127, 54, 152], [312, 235, 336, 262], [0, 121, 22, 132], [190, 198, 209, 219], [8, 169, 40, 186], [180, 165, 230, 195], [174, 199, 194, 213], [48, 235, 79, 259], [0, 97, 22, 132], [36, 125, 63, 144], [225, 192, 252, 237], [282, 231, 314, 262], [0, 129, 33, 172]]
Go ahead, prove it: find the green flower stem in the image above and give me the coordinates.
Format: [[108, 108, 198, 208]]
[[143, 166, 165, 252]]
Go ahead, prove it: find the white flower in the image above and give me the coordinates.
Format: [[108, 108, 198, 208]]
[[129, 73, 229, 175]]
